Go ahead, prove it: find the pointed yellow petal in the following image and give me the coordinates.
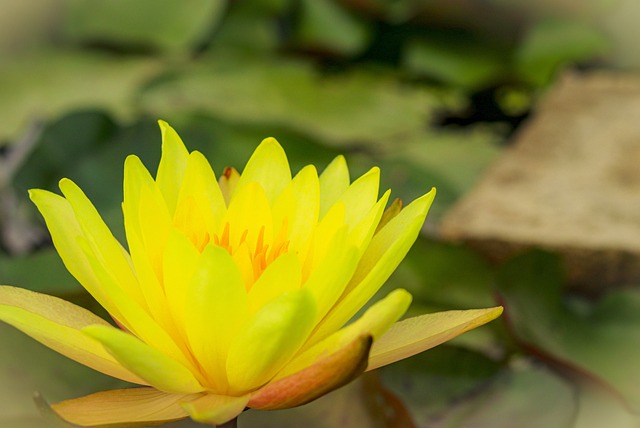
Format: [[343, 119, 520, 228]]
[[182, 394, 250, 426], [174, 151, 227, 241], [303, 227, 359, 323], [184, 245, 249, 391], [58, 179, 145, 308], [280, 289, 411, 378], [123, 154, 154, 240], [319, 155, 350, 218], [367, 307, 503, 371], [52, 388, 199, 427], [218, 167, 240, 206], [348, 189, 390, 251], [156, 120, 190, 214], [28, 189, 120, 319], [78, 236, 189, 368], [338, 167, 380, 229], [235, 137, 291, 204], [310, 189, 435, 342], [249, 335, 372, 410], [84, 325, 204, 394], [272, 165, 320, 254], [226, 289, 317, 394], [375, 197, 403, 234], [248, 253, 302, 313], [0, 286, 145, 385], [163, 229, 200, 330]]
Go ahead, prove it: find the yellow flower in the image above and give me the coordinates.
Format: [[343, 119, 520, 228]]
[[0, 121, 502, 426]]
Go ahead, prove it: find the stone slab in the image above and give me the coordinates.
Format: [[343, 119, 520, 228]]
[[440, 72, 640, 289]]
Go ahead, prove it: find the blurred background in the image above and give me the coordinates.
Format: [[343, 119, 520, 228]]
[[2, 0, 640, 427]]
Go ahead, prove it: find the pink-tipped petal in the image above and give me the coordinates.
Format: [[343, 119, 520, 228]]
[[52, 388, 200, 427], [367, 307, 503, 371], [249, 334, 372, 410]]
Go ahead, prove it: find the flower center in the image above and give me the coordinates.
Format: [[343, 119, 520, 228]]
[[212, 221, 290, 287]]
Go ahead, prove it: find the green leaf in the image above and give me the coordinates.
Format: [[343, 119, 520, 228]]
[[514, 18, 610, 87], [379, 345, 502, 426], [437, 360, 576, 428], [0, 249, 80, 296], [497, 250, 640, 412], [63, 0, 226, 53], [0, 51, 161, 143], [292, 0, 371, 56], [403, 32, 506, 91], [139, 58, 438, 147]]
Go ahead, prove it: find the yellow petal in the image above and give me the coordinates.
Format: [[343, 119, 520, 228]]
[[248, 253, 302, 313], [84, 325, 204, 394], [28, 189, 120, 319], [367, 306, 504, 371], [184, 245, 249, 391], [223, 181, 273, 253], [249, 335, 372, 410], [163, 229, 200, 333], [375, 197, 403, 234], [310, 189, 435, 343], [303, 227, 359, 323], [0, 286, 145, 385], [52, 388, 199, 427], [174, 150, 227, 241], [218, 167, 240, 206], [182, 394, 250, 426], [122, 154, 154, 240], [78, 236, 189, 368], [319, 155, 350, 218], [58, 178, 146, 309], [280, 289, 411, 378], [156, 120, 190, 214], [338, 167, 380, 229], [226, 289, 317, 394], [234, 137, 291, 204], [272, 165, 320, 255], [348, 189, 390, 252]]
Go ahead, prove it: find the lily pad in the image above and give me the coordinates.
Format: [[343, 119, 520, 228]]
[[139, 58, 439, 147], [496, 250, 640, 412], [63, 0, 226, 53], [0, 51, 161, 143]]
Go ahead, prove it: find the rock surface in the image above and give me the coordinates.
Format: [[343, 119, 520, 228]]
[[440, 72, 640, 289]]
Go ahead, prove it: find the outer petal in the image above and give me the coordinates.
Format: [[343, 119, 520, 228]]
[[279, 289, 411, 379], [156, 120, 190, 214], [367, 306, 504, 371], [182, 394, 250, 426], [52, 388, 199, 427], [84, 325, 204, 394], [338, 167, 380, 229], [0, 286, 145, 385], [226, 289, 317, 394], [249, 334, 372, 410], [319, 155, 350, 218], [29, 189, 122, 320], [309, 189, 435, 345], [58, 179, 144, 308], [234, 137, 291, 204]]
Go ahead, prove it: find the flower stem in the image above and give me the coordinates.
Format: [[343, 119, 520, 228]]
[[218, 418, 238, 428]]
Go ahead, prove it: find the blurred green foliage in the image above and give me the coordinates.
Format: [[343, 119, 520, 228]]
[[1, 1, 636, 427]]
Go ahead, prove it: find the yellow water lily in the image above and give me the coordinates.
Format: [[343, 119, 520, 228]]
[[0, 121, 502, 426]]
